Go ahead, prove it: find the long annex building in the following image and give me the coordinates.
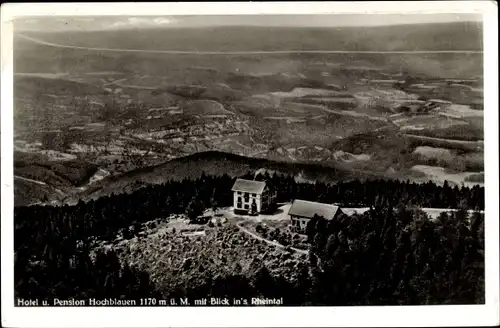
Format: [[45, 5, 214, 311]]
[[288, 199, 343, 233]]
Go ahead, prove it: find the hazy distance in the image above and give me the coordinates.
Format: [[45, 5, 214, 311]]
[[15, 13, 482, 32]]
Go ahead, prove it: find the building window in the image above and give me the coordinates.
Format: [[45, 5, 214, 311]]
[[244, 204, 249, 209]]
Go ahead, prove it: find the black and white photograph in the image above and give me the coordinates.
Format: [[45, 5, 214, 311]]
[[1, 2, 498, 327]]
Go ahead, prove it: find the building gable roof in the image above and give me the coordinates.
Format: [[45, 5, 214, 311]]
[[288, 199, 340, 220], [231, 178, 266, 194]]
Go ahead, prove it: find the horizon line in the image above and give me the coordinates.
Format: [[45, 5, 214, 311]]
[[17, 33, 483, 54]]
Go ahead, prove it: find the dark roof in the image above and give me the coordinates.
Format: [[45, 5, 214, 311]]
[[288, 199, 340, 220], [231, 179, 266, 194]]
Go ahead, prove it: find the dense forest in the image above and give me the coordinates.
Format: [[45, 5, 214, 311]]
[[304, 206, 484, 305], [169, 206, 484, 306], [14, 173, 484, 305]]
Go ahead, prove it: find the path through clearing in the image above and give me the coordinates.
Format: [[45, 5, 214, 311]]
[[235, 221, 308, 255], [14, 175, 47, 186], [14, 175, 67, 197]]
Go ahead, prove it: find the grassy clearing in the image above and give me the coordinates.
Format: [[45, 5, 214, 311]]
[[393, 115, 470, 131], [405, 134, 483, 152], [413, 146, 454, 161], [411, 165, 483, 187], [329, 130, 484, 175], [406, 124, 483, 141]]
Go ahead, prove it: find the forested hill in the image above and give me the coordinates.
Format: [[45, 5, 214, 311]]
[[14, 173, 484, 305], [15, 173, 484, 256], [16, 173, 485, 246], [76, 151, 386, 202]]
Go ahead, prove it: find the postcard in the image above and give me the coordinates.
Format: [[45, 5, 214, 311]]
[[1, 1, 498, 327]]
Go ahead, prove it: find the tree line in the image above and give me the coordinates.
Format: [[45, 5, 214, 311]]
[[251, 172, 484, 210], [14, 172, 484, 304], [304, 204, 484, 305]]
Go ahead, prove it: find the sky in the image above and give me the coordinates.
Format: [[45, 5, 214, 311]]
[[14, 14, 482, 32]]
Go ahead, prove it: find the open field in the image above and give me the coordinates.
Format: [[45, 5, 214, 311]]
[[411, 165, 484, 188]]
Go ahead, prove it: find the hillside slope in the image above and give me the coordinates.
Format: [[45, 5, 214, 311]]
[[72, 151, 385, 203]]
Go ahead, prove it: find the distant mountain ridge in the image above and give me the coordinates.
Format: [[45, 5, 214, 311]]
[[17, 21, 483, 52]]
